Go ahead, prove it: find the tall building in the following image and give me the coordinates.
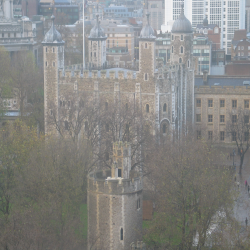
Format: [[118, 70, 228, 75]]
[[163, 0, 245, 54]]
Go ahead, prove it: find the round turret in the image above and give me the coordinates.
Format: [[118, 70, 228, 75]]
[[89, 15, 106, 40], [42, 15, 63, 44], [140, 14, 155, 39], [171, 4, 192, 33]]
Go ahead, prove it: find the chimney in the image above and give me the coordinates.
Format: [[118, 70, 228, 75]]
[[203, 70, 208, 85]]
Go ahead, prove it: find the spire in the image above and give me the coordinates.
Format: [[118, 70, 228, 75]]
[[146, 13, 150, 25], [139, 13, 155, 39]]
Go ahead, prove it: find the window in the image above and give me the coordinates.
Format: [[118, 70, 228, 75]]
[[171, 46, 173, 53], [163, 103, 167, 112], [105, 152, 109, 161], [208, 115, 213, 123], [197, 130, 201, 140], [181, 46, 183, 53], [118, 169, 122, 177], [8, 33, 10, 38], [64, 121, 69, 130], [208, 131, 213, 140], [187, 60, 190, 68], [53, 62, 55, 67], [120, 228, 123, 240], [245, 115, 249, 124], [245, 132, 249, 141], [196, 98, 201, 107], [232, 115, 237, 123], [144, 73, 148, 81], [196, 114, 201, 122], [105, 102, 108, 110], [172, 35, 174, 41], [245, 100, 249, 109], [179, 58, 182, 63], [85, 121, 88, 132], [208, 99, 213, 108], [162, 124, 166, 134], [220, 99, 225, 108], [137, 198, 140, 209], [53, 47, 55, 53], [232, 132, 237, 141], [46, 47, 47, 52], [105, 123, 109, 132], [46, 61, 48, 67], [232, 100, 237, 108], [220, 131, 225, 141], [2, 33, 4, 38], [146, 104, 149, 113], [181, 35, 183, 40], [220, 115, 225, 123], [145, 43, 147, 49]]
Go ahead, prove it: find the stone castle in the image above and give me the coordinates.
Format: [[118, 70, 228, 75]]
[[42, 6, 195, 250]]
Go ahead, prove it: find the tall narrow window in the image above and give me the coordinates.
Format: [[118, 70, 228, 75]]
[[120, 228, 123, 240], [181, 46, 183, 53], [144, 73, 148, 81], [145, 43, 147, 49], [181, 34, 183, 40], [146, 104, 149, 113], [46, 47, 47, 52], [172, 46, 173, 53], [53, 47, 55, 53], [163, 103, 167, 112], [187, 60, 190, 68], [162, 124, 166, 134], [118, 169, 122, 177], [179, 58, 182, 63], [232, 100, 237, 108]]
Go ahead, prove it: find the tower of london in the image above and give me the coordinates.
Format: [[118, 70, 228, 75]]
[[42, 5, 194, 249]]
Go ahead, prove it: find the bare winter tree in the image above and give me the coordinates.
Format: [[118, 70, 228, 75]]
[[47, 92, 154, 174], [226, 108, 250, 175]]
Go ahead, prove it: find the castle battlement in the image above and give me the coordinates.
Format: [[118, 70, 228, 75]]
[[88, 169, 143, 195], [195, 85, 250, 95], [59, 65, 137, 81]]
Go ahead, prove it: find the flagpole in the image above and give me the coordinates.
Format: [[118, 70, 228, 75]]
[[83, 0, 85, 69]]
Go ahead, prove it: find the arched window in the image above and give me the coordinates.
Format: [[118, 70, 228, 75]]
[[64, 121, 69, 130], [187, 60, 190, 68], [172, 46, 173, 53], [162, 124, 166, 134], [146, 104, 149, 113], [144, 73, 148, 81], [179, 58, 182, 63], [120, 228, 123, 240], [163, 103, 167, 112], [172, 35, 174, 40], [105, 123, 109, 132], [105, 102, 108, 110], [85, 121, 88, 132], [46, 47, 47, 52], [105, 152, 109, 161], [181, 35, 183, 40], [53, 47, 55, 53], [145, 43, 147, 49], [181, 46, 184, 53]]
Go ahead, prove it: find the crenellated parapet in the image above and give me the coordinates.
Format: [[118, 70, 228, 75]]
[[88, 169, 143, 195], [58, 65, 137, 82], [195, 85, 250, 95]]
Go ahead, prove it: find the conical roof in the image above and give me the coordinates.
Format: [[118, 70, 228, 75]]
[[89, 15, 106, 39], [140, 14, 155, 39], [42, 15, 63, 44], [171, 4, 192, 33]]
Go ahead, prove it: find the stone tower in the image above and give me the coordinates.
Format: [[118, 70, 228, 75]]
[[88, 15, 107, 69], [88, 142, 143, 250], [170, 4, 194, 132], [170, 3, 193, 67], [42, 15, 64, 135], [139, 13, 156, 80]]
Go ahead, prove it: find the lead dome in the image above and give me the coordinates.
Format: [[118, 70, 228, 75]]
[[171, 4, 192, 33], [89, 15, 106, 39], [43, 15, 63, 43], [140, 14, 155, 39]]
